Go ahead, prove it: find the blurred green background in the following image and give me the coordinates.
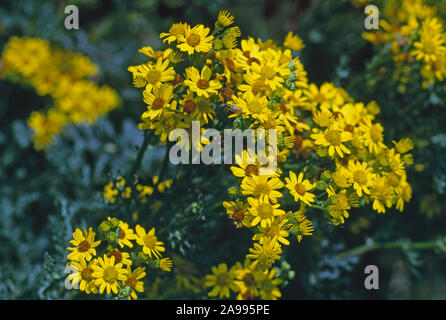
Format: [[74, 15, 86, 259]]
[[1, 0, 446, 299]]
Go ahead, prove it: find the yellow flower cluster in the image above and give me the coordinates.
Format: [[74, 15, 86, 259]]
[[66, 218, 172, 299], [129, 10, 413, 293], [360, 0, 446, 87], [103, 175, 173, 204], [204, 260, 282, 300], [0, 37, 119, 150]]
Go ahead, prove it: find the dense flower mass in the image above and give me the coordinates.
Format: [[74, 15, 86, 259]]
[[65, 218, 172, 299], [127, 9, 413, 299], [359, 0, 446, 87], [0, 37, 119, 150]]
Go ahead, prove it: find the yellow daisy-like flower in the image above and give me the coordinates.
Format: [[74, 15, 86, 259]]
[[411, 19, 446, 64], [359, 117, 386, 155], [135, 225, 165, 259], [231, 149, 260, 178], [283, 31, 305, 51], [117, 221, 137, 248], [292, 211, 314, 242], [233, 91, 269, 121], [246, 237, 282, 271], [159, 257, 173, 272], [144, 110, 189, 143], [223, 200, 250, 228], [142, 84, 176, 120], [122, 265, 146, 300], [347, 160, 375, 197], [92, 255, 127, 295], [177, 24, 213, 55], [284, 171, 316, 205], [160, 22, 188, 44], [217, 10, 234, 27], [370, 176, 393, 214], [241, 175, 284, 202], [67, 227, 101, 262], [247, 195, 285, 228], [67, 259, 98, 294], [184, 65, 222, 97], [257, 268, 282, 300], [128, 58, 175, 91], [252, 217, 290, 246], [311, 126, 352, 157], [204, 263, 238, 298]]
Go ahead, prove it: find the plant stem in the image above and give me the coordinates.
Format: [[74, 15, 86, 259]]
[[335, 239, 438, 260], [127, 130, 151, 182]]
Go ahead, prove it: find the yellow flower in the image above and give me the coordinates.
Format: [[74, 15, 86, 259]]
[[135, 225, 165, 259], [184, 65, 222, 97], [311, 126, 352, 157], [233, 91, 269, 121], [393, 137, 414, 154], [92, 255, 127, 295], [177, 24, 213, 55], [117, 221, 138, 248], [292, 211, 314, 242], [347, 160, 375, 197], [160, 23, 188, 44], [204, 263, 238, 298], [142, 83, 176, 120], [217, 10, 234, 27], [144, 110, 189, 143], [122, 265, 146, 300], [246, 238, 282, 271], [67, 227, 101, 261], [159, 257, 173, 272], [247, 195, 285, 228], [230, 149, 260, 178], [284, 171, 316, 205], [283, 31, 305, 51], [253, 217, 290, 246], [359, 117, 386, 154], [257, 268, 282, 300], [370, 176, 393, 213], [128, 57, 175, 92], [223, 201, 250, 228], [241, 175, 284, 202], [411, 18, 446, 64], [67, 259, 98, 294]]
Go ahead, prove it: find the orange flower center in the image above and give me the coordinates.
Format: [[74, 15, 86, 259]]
[[152, 97, 165, 109], [197, 79, 210, 89], [125, 276, 137, 288], [78, 240, 91, 252], [187, 33, 201, 47], [295, 183, 307, 195], [81, 266, 94, 282], [325, 130, 341, 146]]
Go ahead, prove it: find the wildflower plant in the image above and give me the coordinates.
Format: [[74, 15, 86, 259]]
[[125, 10, 413, 299]]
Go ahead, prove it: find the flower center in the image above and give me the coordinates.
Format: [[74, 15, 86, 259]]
[[81, 266, 94, 282], [187, 33, 201, 47], [225, 58, 235, 71], [245, 164, 259, 176], [257, 203, 274, 219], [103, 267, 118, 283], [253, 182, 271, 198], [183, 100, 196, 113], [353, 170, 368, 185], [231, 209, 245, 222], [197, 79, 210, 89], [325, 130, 341, 146], [247, 101, 264, 113], [152, 97, 165, 109], [251, 80, 267, 95], [78, 240, 91, 252], [125, 276, 137, 288], [143, 234, 157, 249], [118, 229, 126, 240], [295, 183, 307, 195], [247, 57, 260, 66], [109, 249, 123, 264], [242, 273, 255, 287], [387, 172, 400, 187], [146, 69, 162, 84], [215, 273, 230, 287]]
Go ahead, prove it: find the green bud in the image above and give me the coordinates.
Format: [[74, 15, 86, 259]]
[[99, 221, 112, 233], [110, 217, 120, 227], [107, 232, 116, 243]]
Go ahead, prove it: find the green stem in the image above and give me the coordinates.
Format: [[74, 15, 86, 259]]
[[335, 239, 438, 260], [155, 144, 171, 189], [127, 131, 151, 182]]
